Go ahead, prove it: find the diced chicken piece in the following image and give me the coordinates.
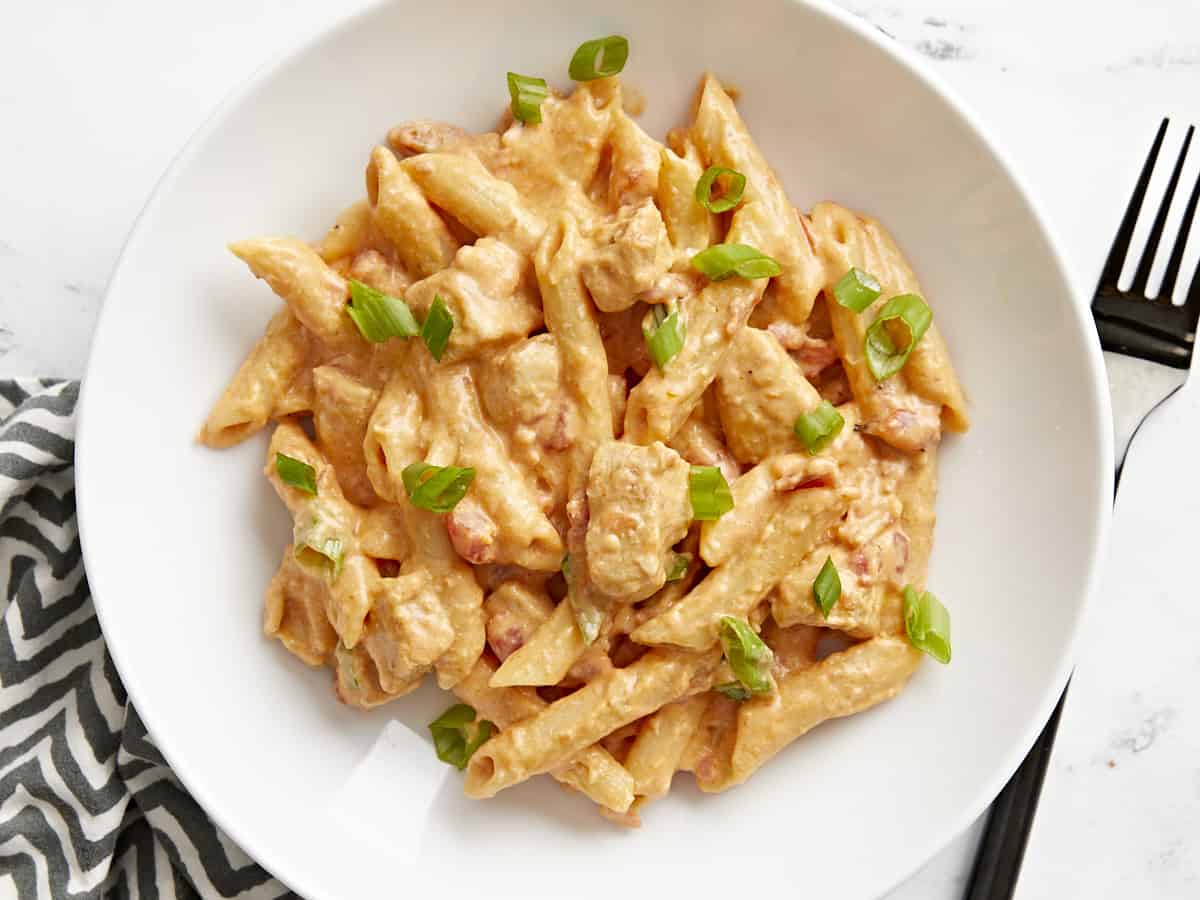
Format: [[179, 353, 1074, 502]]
[[404, 238, 543, 363], [715, 327, 823, 465], [773, 538, 885, 638], [479, 334, 572, 450], [581, 200, 674, 313], [484, 581, 555, 661], [478, 334, 577, 512], [361, 564, 455, 693], [585, 441, 692, 602], [387, 120, 471, 156]]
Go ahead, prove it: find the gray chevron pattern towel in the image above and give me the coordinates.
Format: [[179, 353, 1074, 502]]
[[0, 380, 292, 899]]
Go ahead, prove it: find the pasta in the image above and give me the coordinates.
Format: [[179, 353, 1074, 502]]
[[201, 37, 967, 826]]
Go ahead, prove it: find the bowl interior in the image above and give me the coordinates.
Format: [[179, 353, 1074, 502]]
[[77, 1, 1110, 897]]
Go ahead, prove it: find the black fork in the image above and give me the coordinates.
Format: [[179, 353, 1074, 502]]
[[966, 118, 1200, 900], [1092, 118, 1200, 368]]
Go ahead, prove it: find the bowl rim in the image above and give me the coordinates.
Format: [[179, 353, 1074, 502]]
[[75, 1, 1114, 896]]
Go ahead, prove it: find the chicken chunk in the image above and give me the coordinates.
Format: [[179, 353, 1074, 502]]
[[585, 441, 692, 601], [581, 200, 674, 313]]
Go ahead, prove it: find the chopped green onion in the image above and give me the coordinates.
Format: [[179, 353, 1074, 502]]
[[691, 243, 782, 281], [665, 552, 692, 582], [643, 304, 686, 369], [832, 267, 882, 313], [346, 279, 421, 343], [568, 35, 629, 81], [694, 166, 747, 213], [275, 453, 317, 495], [689, 466, 734, 521], [903, 586, 951, 664], [714, 681, 752, 701], [865, 293, 932, 381], [561, 554, 603, 643], [794, 400, 845, 454], [718, 616, 775, 695], [507, 72, 548, 124], [813, 556, 841, 618], [429, 703, 495, 770], [402, 462, 475, 513], [293, 504, 345, 579], [420, 295, 454, 361]]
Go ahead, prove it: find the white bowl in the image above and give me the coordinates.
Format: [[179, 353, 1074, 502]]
[[76, 1, 1112, 897]]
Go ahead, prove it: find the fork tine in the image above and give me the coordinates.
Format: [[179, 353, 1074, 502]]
[[1159, 141, 1200, 302], [1100, 118, 1169, 288], [1182, 224, 1200, 316], [1131, 124, 1195, 297]]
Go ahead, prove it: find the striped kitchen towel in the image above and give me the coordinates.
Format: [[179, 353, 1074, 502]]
[[0, 380, 292, 899]]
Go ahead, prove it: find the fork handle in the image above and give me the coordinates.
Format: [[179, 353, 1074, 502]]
[[963, 686, 1069, 900], [965, 457, 1127, 900]]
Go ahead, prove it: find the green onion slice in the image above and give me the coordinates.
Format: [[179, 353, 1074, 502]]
[[813, 556, 841, 618], [507, 72, 548, 124], [293, 504, 345, 579], [561, 554, 603, 644], [568, 35, 629, 81], [903, 586, 951, 664], [402, 462, 475, 513], [865, 293, 932, 381], [689, 466, 734, 521], [832, 267, 882, 313], [694, 166, 747, 213], [275, 453, 317, 495], [665, 552, 692, 582], [643, 304, 686, 369], [346, 279, 421, 343], [429, 703, 496, 770], [420, 295, 454, 361], [691, 243, 782, 281], [794, 400, 845, 454], [718, 616, 775, 695], [714, 681, 752, 702]]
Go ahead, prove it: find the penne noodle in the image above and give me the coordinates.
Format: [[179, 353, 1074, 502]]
[[454, 658, 636, 814], [634, 486, 849, 650], [229, 237, 356, 347], [465, 647, 721, 799], [204, 69, 969, 819], [717, 637, 921, 790], [199, 307, 309, 448]]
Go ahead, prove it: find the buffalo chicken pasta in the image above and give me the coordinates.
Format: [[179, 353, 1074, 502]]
[[201, 35, 968, 825]]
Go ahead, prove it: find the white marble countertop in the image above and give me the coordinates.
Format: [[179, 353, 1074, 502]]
[[3, 1, 1198, 896]]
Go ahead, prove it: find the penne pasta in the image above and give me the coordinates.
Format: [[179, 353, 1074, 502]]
[[203, 61, 968, 820], [465, 647, 721, 799], [809, 202, 968, 451], [229, 237, 356, 347], [717, 637, 921, 790], [199, 307, 309, 448], [634, 486, 850, 650], [454, 658, 636, 814], [690, 74, 825, 324]]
